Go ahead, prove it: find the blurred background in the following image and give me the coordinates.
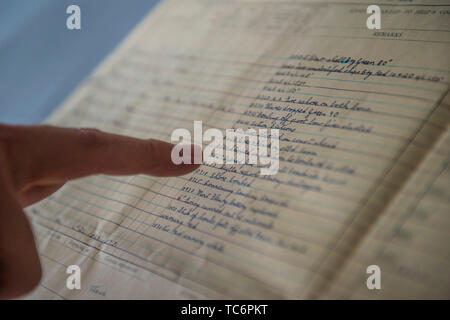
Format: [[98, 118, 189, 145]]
[[0, 0, 161, 124]]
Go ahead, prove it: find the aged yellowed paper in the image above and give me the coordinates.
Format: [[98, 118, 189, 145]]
[[25, 0, 450, 299]]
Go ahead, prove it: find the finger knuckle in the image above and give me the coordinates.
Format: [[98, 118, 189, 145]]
[[78, 128, 107, 150]]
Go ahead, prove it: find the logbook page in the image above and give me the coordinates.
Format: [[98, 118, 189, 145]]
[[319, 92, 450, 299], [24, 0, 450, 299]]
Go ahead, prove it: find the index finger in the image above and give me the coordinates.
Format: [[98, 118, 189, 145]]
[[1, 124, 200, 190]]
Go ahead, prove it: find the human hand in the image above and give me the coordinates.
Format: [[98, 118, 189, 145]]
[[0, 124, 200, 299]]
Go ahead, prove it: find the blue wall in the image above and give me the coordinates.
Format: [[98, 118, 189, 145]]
[[0, 0, 160, 124]]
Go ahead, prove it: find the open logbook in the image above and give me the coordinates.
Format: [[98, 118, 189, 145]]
[[25, 0, 449, 299]]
